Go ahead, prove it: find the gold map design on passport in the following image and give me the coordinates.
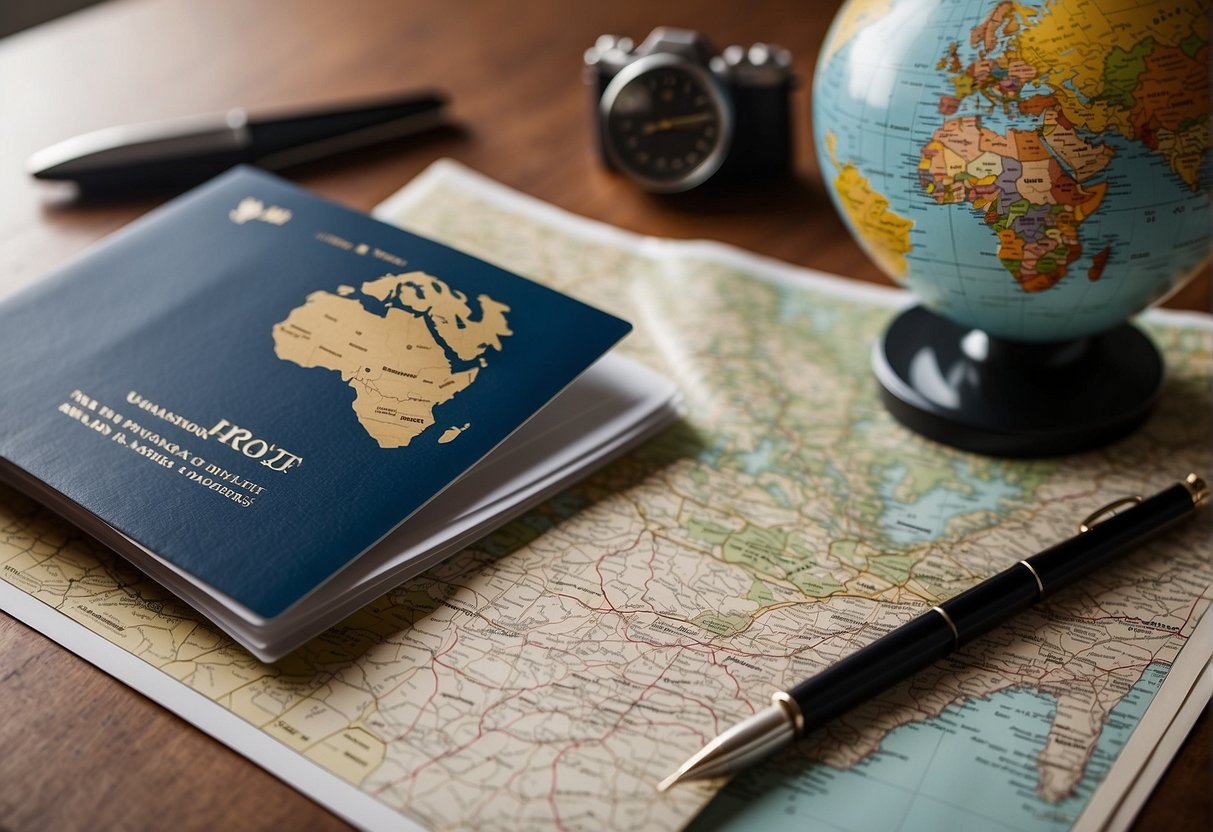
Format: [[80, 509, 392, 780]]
[[272, 272, 512, 448]]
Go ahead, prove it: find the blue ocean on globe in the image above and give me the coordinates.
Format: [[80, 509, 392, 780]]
[[812, 0, 1210, 342]]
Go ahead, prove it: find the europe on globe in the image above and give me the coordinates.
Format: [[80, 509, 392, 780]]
[[813, 0, 1210, 455]]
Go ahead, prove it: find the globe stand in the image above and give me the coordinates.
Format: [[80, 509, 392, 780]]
[[872, 306, 1164, 457]]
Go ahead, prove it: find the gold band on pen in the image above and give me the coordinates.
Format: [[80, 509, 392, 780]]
[[1018, 560, 1045, 600], [771, 690, 805, 737], [930, 606, 960, 647]]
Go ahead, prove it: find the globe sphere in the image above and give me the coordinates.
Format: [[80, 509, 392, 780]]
[[813, 0, 1210, 343]]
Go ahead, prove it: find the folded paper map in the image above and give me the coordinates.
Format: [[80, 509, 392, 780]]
[[0, 160, 1208, 831]]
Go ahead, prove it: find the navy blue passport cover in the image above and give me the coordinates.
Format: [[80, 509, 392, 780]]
[[0, 166, 631, 618]]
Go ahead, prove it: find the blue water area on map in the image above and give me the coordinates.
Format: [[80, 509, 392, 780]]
[[876, 462, 1021, 546], [738, 438, 781, 476], [764, 483, 792, 509], [689, 662, 1169, 832]]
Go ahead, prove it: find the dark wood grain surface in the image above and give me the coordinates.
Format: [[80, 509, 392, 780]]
[[0, 1, 1207, 829]]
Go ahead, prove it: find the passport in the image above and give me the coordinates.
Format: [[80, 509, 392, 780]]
[[0, 167, 672, 659]]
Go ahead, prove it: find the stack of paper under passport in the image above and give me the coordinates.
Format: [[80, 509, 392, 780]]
[[0, 166, 678, 660]]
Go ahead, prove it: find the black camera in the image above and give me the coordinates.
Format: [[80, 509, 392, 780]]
[[584, 27, 795, 192]]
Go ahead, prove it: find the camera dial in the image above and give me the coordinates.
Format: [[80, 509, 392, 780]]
[[586, 28, 794, 193], [599, 52, 733, 193]]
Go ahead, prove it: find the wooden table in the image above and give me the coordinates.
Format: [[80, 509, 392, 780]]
[[0, 0, 1207, 829]]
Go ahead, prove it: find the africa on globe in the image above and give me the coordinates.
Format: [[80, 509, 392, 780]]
[[813, 0, 1210, 455]]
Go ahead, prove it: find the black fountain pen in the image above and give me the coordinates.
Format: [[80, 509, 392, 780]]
[[658, 473, 1209, 791], [27, 90, 447, 193]]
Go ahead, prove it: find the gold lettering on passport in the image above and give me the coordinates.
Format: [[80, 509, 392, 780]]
[[206, 418, 303, 473]]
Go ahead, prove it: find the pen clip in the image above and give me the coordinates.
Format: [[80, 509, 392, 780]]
[[1078, 496, 1142, 533]]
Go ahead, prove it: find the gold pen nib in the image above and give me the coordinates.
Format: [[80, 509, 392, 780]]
[[656, 702, 797, 791]]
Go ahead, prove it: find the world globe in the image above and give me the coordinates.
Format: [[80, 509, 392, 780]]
[[813, 0, 1209, 344], [812, 0, 1210, 455]]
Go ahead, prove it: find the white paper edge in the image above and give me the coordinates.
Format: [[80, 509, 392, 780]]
[[1108, 659, 1212, 830], [0, 580, 422, 832], [1075, 606, 1213, 832]]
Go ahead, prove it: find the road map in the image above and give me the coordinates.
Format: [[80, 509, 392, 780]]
[[1, 160, 1209, 831]]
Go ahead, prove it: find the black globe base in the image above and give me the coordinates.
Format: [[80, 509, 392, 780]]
[[872, 306, 1164, 457]]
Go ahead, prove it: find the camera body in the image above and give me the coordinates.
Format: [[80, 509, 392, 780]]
[[584, 27, 794, 192]]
